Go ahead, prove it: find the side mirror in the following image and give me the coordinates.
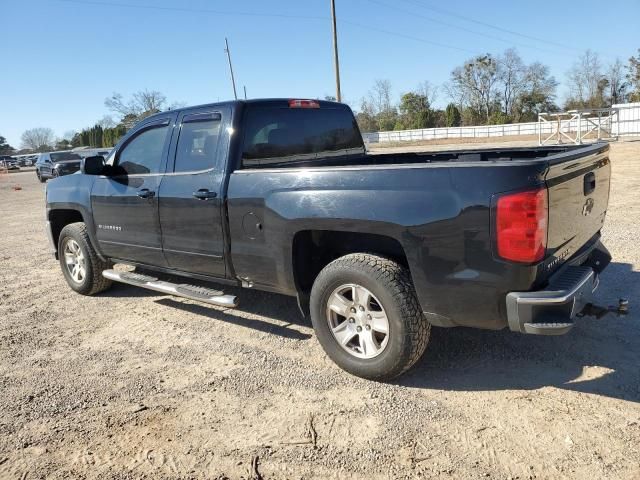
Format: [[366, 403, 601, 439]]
[[82, 155, 105, 175]]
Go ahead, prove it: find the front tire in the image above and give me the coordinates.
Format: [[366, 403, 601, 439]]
[[37, 170, 46, 183], [58, 222, 112, 295], [310, 253, 430, 381]]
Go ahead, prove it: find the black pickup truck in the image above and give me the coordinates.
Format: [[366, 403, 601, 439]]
[[45, 99, 612, 380]]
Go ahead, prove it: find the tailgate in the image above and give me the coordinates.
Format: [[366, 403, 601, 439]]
[[544, 143, 610, 269]]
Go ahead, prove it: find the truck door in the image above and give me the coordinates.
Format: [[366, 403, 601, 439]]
[[91, 115, 175, 266], [158, 108, 228, 277]]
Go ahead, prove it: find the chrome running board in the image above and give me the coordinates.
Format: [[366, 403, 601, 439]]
[[102, 269, 238, 308]]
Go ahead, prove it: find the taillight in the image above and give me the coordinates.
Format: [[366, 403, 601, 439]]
[[288, 99, 320, 109], [496, 188, 548, 263]]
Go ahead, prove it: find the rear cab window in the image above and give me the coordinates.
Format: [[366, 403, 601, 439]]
[[241, 101, 364, 169]]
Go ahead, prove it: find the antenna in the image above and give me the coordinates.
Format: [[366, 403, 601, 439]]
[[224, 37, 238, 100]]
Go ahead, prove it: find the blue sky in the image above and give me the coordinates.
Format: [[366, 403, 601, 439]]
[[1, 0, 638, 148]]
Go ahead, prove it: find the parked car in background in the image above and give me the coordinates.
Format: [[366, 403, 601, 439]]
[[15, 154, 38, 166], [0, 156, 20, 171], [35, 151, 83, 182]]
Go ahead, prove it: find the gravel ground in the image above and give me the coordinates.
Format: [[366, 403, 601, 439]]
[[0, 141, 639, 479]]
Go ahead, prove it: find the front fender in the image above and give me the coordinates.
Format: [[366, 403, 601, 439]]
[[46, 174, 103, 259]]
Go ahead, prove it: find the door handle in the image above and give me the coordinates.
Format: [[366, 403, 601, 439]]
[[192, 189, 217, 200], [137, 188, 155, 199]]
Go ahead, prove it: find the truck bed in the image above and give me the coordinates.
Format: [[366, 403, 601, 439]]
[[242, 144, 604, 170]]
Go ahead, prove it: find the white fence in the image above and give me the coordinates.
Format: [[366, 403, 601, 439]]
[[362, 102, 640, 144]]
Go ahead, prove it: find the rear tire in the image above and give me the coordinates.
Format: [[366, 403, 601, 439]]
[[58, 222, 112, 295], [310, 253, 430, 381]]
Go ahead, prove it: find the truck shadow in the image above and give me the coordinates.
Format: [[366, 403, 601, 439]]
[[154, 296, 312, 341], [100, 262, 638, 402], [398, 262, 640, 403], [101, 279, 312, 341]]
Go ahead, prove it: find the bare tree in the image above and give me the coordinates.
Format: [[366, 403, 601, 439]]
[[449, 54, 500, 122], [62, 130, 77, 142], [21, 127, 55, 152], [104, 90, 173, 120], [416, 80, 438, 106], [607, 59, 628, 105], [132, 89, 167, 113], [369, 79, 393, 114], [566, 50, 606, 108], [368, 79, 397, 131], [497, 49, 527, 117], [97, 115, 116, 129], [514, 61, 558, 121]]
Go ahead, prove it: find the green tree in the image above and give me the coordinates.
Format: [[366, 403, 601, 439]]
[[0, 135, 15, 154], [54, 139, 72, 151], [396, 92, 433, 130], [628, 49, 640, 102], [447, 50, 557, 125], [444, 103, 461, 127]]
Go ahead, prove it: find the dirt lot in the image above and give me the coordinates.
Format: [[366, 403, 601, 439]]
[[1, 141, 639, 479]]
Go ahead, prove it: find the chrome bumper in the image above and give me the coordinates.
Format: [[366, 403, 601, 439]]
[[506, 266, 599, 335]]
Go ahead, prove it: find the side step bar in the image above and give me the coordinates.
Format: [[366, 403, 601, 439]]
[[102, 269, 238, 308]]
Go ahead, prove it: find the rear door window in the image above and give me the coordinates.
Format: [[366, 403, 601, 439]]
[[241, 106, 363, 168], [174, 112, 222, 172]]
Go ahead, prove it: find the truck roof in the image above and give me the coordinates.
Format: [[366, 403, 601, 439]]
[[144, 98, 349, 121]]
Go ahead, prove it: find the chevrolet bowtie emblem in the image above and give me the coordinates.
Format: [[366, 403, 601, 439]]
[[582, 197, 594, 216]]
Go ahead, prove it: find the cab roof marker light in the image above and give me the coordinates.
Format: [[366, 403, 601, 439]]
[[288, 99, 320, 109]]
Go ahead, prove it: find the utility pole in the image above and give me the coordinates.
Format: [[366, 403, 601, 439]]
[[224, 37, 238, 100], [330, 0, 342, 102], [243, 85, 247, 100]]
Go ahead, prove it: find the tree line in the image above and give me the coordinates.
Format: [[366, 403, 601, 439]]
[[4, 48, 640, 152], [355, 48, 640, 133], [9, 90, 182, 154]]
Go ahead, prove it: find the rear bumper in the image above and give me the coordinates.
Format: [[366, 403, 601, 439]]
[[506, 266, 599, 335]]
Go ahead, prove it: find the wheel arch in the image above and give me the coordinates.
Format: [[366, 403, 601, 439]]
[[291, 230, 409, 316], [48, 205, 105, 261]]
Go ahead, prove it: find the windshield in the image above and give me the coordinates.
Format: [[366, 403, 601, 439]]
[[50, 152, 82, 162]]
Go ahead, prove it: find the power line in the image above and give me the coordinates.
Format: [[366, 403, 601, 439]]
[[51, 0, 481, 56], [395, 0, 584, 53], [363, 0, 563, 56], [341, 19, 478, 55], [54, 0, 328, 21]]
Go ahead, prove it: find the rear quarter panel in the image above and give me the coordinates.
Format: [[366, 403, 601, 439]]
[[227, 161, 548, 329]]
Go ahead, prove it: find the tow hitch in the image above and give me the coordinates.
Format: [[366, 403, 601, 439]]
[[578, 298, 629, 320]]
